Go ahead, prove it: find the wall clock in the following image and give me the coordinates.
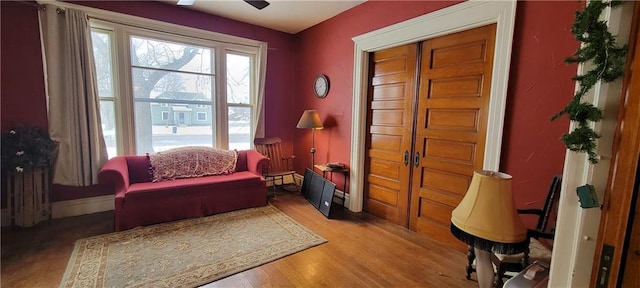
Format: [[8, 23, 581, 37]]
[[313, 74, 329, 98]]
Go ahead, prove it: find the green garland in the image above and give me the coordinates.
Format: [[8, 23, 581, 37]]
[[552, 0, 627, 164]]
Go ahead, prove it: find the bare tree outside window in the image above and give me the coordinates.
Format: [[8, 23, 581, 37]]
[[130, 36, 210, 154]]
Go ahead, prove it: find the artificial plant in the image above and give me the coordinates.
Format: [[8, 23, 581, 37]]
[[1, 126, 58, 173], [552, 0, 627, 164]]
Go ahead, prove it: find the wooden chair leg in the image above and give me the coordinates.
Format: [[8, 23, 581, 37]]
[[466, 245, 476, 280], [494, 263, 506, 288]]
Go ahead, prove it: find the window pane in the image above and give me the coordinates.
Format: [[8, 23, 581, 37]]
[[100, 100, 117, 159], [91, 30, 114, 98], [93, 29, 118, 158], [130, 36, 213, 74], [132, 67, 213, 101], [227, 54, 251, 104], [135, 102, 214, 154], [228, 106, 251, 150]]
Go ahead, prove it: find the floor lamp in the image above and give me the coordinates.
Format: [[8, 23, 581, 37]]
[[450, 170, 528, 288], [296, 110, 323, 168]]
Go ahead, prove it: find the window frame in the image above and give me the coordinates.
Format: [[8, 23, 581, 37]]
[[87, 10, 266, 156]]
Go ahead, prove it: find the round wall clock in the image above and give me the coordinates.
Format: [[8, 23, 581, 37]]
[[313, 74, 329, 98]]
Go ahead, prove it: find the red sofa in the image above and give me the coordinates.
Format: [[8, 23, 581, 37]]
[[98, 150, 269, 231]]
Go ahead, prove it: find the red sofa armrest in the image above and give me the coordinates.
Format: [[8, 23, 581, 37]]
[[245, 150, 269, 177], [98, 156, 130, 197]]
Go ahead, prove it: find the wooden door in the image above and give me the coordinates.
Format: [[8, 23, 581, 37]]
[[410, 24, 497, 247], [364, 44, 418, 226], [591, 4, 640, 285]]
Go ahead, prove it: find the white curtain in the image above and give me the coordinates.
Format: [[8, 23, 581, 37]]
[[253, 43, 268, 139], [38, 6, 107, 186]]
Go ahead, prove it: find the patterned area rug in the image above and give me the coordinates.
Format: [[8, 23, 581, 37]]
[[59, 205, 327, 288]]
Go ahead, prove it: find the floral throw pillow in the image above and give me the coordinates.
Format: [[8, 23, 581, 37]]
[[149, 146, 238, 182]]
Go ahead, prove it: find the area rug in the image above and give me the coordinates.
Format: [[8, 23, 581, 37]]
[[59, 205, 327, 288]]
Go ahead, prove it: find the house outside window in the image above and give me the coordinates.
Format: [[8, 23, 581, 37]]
[[91, 18, 263, 157]]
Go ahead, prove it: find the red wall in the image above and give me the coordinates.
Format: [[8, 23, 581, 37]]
[[1, 0, 581, 216], [0, 2, 48, 132], [293, 0, 581, 216], [502, 1, 582, 210]]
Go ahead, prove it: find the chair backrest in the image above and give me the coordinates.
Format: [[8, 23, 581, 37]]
[[537, 175, 563, 235], [253, 137, 292, 173]]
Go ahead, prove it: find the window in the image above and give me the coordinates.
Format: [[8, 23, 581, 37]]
[[91, 29, 118, 159], [227, 53, 253, 151], [90, 18, 263, 156]]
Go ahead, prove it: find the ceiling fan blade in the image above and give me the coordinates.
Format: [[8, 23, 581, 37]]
[[243, 0, 270, 10], [177, 0, 196, 5]]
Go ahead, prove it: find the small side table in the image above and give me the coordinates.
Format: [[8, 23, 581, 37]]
[[313, 164, 349, 208]]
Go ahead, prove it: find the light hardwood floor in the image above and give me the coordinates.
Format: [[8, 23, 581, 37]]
[[1, 192, 478, 288]]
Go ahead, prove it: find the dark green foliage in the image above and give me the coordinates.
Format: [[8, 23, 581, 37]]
[[561, 125, 601, 164], [1, 126, 58, 172], [553, 0, 627, 164]]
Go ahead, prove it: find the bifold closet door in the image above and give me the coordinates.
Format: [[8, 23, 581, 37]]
[[364, 44, 418, 226], [409, 24, 497, 248]]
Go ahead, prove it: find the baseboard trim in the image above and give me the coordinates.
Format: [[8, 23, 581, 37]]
[[51, 195, 114, 219], [294, 173, 304, 186], [334, 189, 350, 208]]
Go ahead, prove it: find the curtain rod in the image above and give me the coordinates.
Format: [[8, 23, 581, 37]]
[[34, 1, 264, 49], [17, 0, 44, 11], [17, 1, 65, 15]]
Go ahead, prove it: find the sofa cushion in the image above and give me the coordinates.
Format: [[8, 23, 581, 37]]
[[235, 150, 248, 172], [126, 155, 152, 184], [149, 146, 238, 182], [125, 171, 262, 200]]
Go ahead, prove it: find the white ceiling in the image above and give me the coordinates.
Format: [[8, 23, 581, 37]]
[[168, 0, 366, 34]]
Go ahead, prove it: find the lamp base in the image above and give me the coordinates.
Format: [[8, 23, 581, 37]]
[[450, 224, 528, 255]]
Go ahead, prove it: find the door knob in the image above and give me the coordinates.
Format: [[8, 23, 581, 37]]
[[404, 151, 409, 166], [414, 152, 420, 168]]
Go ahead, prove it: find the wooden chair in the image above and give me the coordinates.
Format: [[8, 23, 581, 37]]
[[466, 175, 561, 287], [253, 137, 297, 196]]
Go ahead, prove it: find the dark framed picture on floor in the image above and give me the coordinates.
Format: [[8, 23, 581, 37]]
[[301, 168, 336, 218], [318, 181, 336, 217], [308, 172, 325, 209], [301, 168, 313, 197]]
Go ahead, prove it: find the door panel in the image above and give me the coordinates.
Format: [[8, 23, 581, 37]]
[[410, 24, 497, 248], [364, 44, 417, 226]]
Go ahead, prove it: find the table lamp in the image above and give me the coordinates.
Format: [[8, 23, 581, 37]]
[[296, 110, 323, 168], [450, 170, 528, 288]]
